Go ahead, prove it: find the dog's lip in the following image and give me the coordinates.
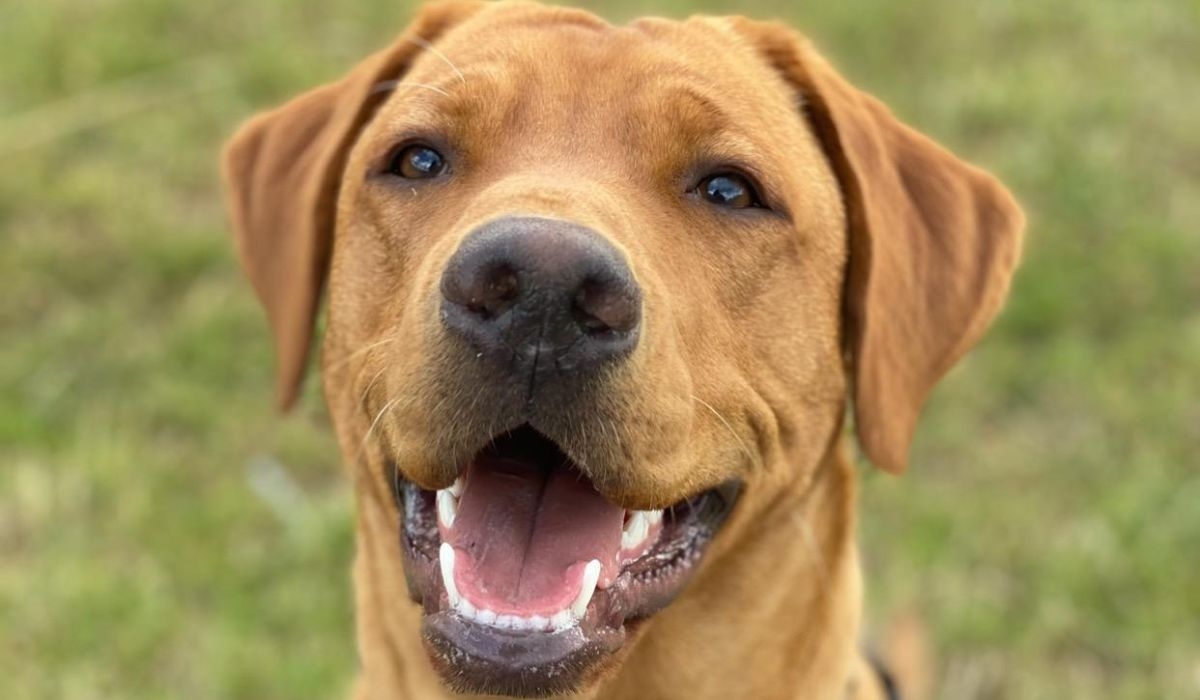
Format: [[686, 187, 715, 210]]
[[393, 427, 742, 694], [423, 611, 626, 697]]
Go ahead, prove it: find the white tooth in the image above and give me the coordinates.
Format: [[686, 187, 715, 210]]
[[621, 512, 642, 549], [622, 512, 650, 550], [549, 609, 574, 631], [571, 560, 601, 620], [477, 608, 497, 625], [528, 615, 549, 631], [648, 509, 663, 524], [439, 543, 460, 606], [496, 614, 519, 629], [436, 489, 457, 528], [457, 597, 477, 619], [448, 477, 464, 498]]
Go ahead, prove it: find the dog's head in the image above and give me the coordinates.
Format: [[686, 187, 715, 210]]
[[223, 1, 1022, 695]]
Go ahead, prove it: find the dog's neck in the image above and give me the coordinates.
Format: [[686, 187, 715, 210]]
[[349, 440, 876, 700]]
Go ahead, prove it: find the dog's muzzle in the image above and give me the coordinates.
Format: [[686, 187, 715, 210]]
[[377, 218, 742, 695]]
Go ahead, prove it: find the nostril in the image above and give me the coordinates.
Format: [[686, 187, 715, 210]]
[[464, 264, 520, 320], [573, 277, 640, 337], [442, 258, 522, 322]]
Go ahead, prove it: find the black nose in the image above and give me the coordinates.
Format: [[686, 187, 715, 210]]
[[440, 217, 642, 377]]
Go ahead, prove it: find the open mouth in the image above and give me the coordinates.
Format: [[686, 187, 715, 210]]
[[394, 426, 740, 696]]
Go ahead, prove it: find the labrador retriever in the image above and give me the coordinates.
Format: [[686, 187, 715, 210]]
[[222, 1, 1024, 697]]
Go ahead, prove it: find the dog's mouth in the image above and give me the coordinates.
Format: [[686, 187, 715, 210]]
[[394, 425, 740, 696]]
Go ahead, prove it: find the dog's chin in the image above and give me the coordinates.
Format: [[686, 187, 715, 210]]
[[391, 425, 741, 698]]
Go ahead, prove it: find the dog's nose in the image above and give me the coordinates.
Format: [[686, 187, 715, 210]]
[[440, 217, 642, 376]]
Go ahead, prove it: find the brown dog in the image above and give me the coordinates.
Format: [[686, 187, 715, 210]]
[[222, 1, 1023, 697]]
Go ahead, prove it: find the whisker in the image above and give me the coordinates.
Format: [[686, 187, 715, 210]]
[[371, 80, 450, 97], [325, 335, 397, 374], [357, 366, 389, 413], [692, 395, 757, 468], [404, 34, 467, 84], [356, 396, 401, 466]]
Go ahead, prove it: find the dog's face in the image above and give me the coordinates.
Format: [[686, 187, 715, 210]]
[[223, 1, 1023, 696]]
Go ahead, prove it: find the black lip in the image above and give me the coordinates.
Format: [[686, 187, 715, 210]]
[[423, 612, 624, 698], [391, 429, 742, 696]]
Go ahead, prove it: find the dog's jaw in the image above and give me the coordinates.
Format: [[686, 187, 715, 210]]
[[347, 439, 871, 700], [390, 426, 742, 696]]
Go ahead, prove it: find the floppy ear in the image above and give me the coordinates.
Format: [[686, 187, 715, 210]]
[[222, 0, 484, 409], [725, 19, 1025, 474]]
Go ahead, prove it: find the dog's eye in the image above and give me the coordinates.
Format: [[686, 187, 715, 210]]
[[388, 144, 446, 179], [695, 172, 763, 209]]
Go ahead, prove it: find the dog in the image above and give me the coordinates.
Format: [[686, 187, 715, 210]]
[[222, 1, 1023, 697]]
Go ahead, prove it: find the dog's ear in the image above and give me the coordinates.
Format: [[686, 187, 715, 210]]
[[222, 0, 484, 410], [724, 19, 1025, 474]]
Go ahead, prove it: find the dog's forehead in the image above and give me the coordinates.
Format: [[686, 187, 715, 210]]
[[387, 9, 800, 141]]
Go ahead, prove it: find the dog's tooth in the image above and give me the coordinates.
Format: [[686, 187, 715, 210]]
[[436, 489, 457, 528], [476, 608, 497, 625], [528, 615, 549, 631], [571, 559, 601, 620], [457, 596, 477, 619], [447, 477, 464, 498], [549, 609, 573, 631], [648, 509, 663, 525], [622, 511, 652, 550], [496, 614, 520, 630], [621, 512, 646, 549], [439, 543, 460, 606]]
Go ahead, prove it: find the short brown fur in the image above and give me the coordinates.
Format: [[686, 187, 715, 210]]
[[222, 2, 1023, 697]]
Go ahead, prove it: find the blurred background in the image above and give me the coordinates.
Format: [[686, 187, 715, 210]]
[[2, 0, 1197, 697]]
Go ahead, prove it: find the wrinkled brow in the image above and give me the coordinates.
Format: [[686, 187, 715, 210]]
[[652, 81, 738, 133], [373, 63, 519, 130]]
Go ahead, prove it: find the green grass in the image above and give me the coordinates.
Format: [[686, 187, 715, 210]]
[[1, 0, 1197, 698]]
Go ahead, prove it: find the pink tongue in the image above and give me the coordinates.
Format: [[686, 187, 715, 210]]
[[445, 453, 624, 614]]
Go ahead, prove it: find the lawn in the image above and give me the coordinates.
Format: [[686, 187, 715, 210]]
[[1, 0, 1197, 698]]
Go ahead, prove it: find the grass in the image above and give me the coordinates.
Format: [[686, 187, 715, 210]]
[[1, 0, 1197, 697]]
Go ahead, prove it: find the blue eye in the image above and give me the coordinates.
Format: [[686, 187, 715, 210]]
[[696, 173, 762, 209], [389, 144, 446, 179]]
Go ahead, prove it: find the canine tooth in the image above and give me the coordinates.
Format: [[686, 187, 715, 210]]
[[439, 543, 460, 606], [571, 560, 601, 620], [476, 608, 497, 625], [549, 609, 573, 631], [621, 512, 641, 549], [622, 512, 649, 550], [447, 477, 464, 498], [436, 489, 457, 528]]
